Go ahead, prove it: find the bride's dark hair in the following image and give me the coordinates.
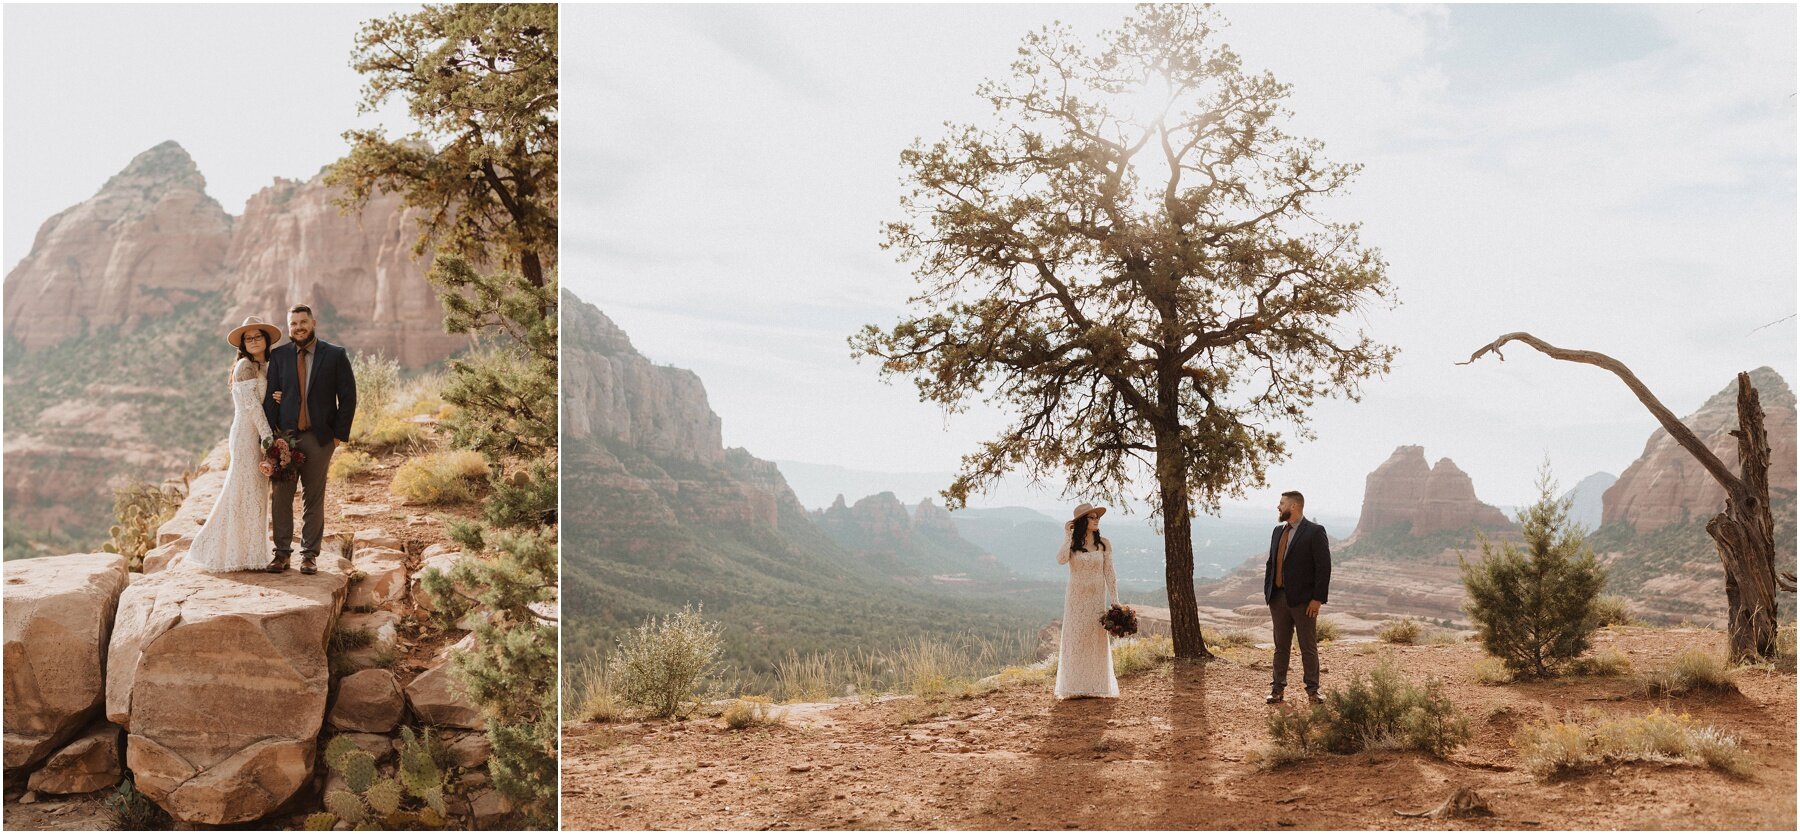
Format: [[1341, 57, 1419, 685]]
[[230, 334, 269, 383], [1071, 515, 1104, 552]]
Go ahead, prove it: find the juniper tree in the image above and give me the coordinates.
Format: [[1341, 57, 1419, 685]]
[[1460, 462, 1607, 678], [853, 4, 1397, 659]]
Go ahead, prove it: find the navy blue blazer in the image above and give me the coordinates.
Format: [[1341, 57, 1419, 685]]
[[262, 339, 357, 444], [1264, 518, 1331, 606]]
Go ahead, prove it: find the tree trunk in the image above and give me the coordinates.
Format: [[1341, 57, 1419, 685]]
[[1154, 425, 1213, 661], [1705, 372, 1781, 662], [1462, 336, 1784, 662]]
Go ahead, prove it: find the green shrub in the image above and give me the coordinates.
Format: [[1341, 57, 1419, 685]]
[[392, 450, 489, 504], [484, 457, 557, 528], [608, 606, 725, 719], [1461, 463, 1606, 677], [1640, 649, 1737, 696], [104, 776, 171, 830], [565, 649, 623, 723], [1259, 658, 1468, 763], [1378, 618, 1423, 645], [1513, 709, 1752, 779]]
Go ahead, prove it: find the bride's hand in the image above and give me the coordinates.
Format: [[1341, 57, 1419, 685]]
[[271, 391, 283, 403]]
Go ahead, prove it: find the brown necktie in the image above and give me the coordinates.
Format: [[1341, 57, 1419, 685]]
[[296, 346, 311, 432], [1275, 525, 1293, 589]]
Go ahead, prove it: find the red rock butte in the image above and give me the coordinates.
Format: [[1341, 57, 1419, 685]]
[[1349, 445, 1515, 541], [3, 140, 463, 367]]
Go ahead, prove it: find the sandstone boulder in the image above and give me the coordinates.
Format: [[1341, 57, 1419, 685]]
[[3, 552, 130, 768], [328, 670, 404, 734], [26, 722, 123, 794], [353, 528, 403, 552], [348, 547, 409, 609], [105, 565, 348, 824], [405, 660, 485, 730], [335, 610, 402, 673], [444, 731, 493, 768]]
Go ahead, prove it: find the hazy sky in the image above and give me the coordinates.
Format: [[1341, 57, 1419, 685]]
[[574, 5, 1794, 521], [4, 4, 421, 272]]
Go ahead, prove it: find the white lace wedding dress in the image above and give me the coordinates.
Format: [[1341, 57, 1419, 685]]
[[1055, 531, 1120, 699], [186, 360, 274, 573]]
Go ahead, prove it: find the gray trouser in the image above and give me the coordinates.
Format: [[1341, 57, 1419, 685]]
[[1269, 588, 1321, 695], [271, 432, 334, 560]]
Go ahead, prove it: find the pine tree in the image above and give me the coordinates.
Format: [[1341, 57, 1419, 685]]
[[1460, 461, 1607, 677]]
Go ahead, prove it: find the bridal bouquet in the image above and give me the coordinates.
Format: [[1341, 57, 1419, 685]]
[[1100, 604, 1138, 638], [261, 433, 304, 482]]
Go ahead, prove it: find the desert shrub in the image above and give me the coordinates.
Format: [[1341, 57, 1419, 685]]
[[1259, 659, 1468, 762], [352, 351, 402, 420], [607, 606, 724, 719], [775, 651, 835, 703], [1461, 463, 1606, 677], [1640, 649, 1737, 697], [1471, 656, 1513, 685], [1112, 634, 1175, 676], [395, 371, 448, 419], [1314, 616, 1340, 643], [1378, 618, 1423, 645], [103, 478, 187, 571], [1567, 648, 1633, 677], [1513, 709, 1752, 779], [329, 448, 377, 483], [994, 660, 1057, 689], [563, 650, 620, 723], [392, 450, 490, 505], [1592, 594, 1639, 627], [304, 729, 450, 829], [1778, 623, 1798, 674], [722, 696, 784, 730], [484, 457, 557, 528], [105, 776, 171, 830], [357, 414, 433, 455], [1203, 628, 1260, 648]]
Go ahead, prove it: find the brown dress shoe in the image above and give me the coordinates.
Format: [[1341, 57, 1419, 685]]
[[1266, 694, 1284, 705], [1307, 692, 1326, 705], [299, 555, 317, 575], [266, 555, 290, 573]]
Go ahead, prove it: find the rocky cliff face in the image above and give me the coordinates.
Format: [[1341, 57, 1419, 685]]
[[562, 293, 722, 464], [1602, 367, 1797, 531], [1350, 446, 1514, 540], [223, 175, 463, 367], [3, 142, 232, 350]]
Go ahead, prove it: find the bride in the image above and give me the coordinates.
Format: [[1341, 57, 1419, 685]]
[[1055, 502, 1119, 699], [185, 316, 280, 573]]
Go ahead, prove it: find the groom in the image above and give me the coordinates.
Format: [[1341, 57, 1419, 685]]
[[262, 304, 357, 575], [1265, 490, 1331, 705]]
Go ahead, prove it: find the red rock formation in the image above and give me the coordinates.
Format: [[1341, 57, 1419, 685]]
[[5, 141, 462, 366], [3, 142, 232, 349], [222, 176, 463, 367], [1602, 367, 1797, 531], [1351, 446, 1514, 539]]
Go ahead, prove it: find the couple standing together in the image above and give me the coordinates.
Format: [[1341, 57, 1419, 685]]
[[184, 306, 358, 576], [1053, 491, 1333, 704]]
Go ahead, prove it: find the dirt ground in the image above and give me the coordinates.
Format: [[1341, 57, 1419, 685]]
[[564, 627, 1795, 831]]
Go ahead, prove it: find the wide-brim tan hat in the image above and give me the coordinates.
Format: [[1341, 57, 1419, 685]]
[[1071, 502, 1108, 522], [228, 316, 281, 349]]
